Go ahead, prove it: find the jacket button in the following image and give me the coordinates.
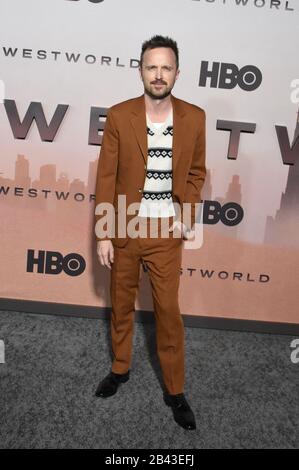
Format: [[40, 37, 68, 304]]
[[138, 188, 142, 193]]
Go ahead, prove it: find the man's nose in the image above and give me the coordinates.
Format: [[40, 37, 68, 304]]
[[155, 68, 162, 79]]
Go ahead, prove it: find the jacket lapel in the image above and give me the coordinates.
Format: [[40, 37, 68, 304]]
[[171, 94, 185, 173], [130, 95, 148, 165]]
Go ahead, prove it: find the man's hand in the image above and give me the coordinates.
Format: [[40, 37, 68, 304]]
[[169, 221, 189, 240], [97, 240, 114, 269], [169, 221, 197, 241]]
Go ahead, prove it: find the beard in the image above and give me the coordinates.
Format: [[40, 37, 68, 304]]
[[143, 81, 174, 100]]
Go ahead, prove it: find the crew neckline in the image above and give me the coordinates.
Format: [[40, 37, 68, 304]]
[[146, 108, 173, 134]]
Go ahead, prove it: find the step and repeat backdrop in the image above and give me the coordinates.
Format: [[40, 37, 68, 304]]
[[0, 0, 298, 325]]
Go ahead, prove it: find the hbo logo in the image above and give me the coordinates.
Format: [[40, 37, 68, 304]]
[[203, 201, 244, 226], [199, 61, 262, 91], [26, 250, 86, 276]]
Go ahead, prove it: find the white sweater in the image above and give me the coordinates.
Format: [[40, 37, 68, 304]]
[[137, 109, 176, 218]]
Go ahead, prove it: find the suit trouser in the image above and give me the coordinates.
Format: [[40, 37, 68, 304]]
[[110, 216, 185, 395]]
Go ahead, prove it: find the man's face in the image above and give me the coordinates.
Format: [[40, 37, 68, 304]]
[[139, 47, 180, 100]]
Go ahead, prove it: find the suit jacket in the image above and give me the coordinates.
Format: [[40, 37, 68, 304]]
[[94, 93, 206, 247]]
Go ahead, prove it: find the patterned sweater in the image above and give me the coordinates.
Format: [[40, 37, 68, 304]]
[[137, 109, 176, 218]]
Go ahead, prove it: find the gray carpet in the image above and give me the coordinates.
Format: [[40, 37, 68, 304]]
[[0, 309, 298, 449]]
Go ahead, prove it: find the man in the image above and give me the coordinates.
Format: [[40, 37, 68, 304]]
[[94, 35, 206, 431]]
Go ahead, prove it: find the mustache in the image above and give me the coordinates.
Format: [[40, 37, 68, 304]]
[[151, 80, 167, 85]]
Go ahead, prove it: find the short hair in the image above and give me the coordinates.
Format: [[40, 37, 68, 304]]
[[140, 35, 179, 69]]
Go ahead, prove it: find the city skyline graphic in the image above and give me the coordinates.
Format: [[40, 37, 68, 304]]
[[0, 143, 297, 248], [265, 109, 299, 248], [1, 107, 299, 247]]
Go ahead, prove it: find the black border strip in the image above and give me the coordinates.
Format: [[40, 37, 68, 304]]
[[0, 298, 298, 335]]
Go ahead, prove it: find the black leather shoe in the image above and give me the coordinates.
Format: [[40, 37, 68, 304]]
[[163, 392, 196, 430], [95, 370, 130, 398]]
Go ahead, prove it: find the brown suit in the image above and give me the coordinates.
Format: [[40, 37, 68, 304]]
[[95, 93, 206, 247], [95, 93, 206, 394]]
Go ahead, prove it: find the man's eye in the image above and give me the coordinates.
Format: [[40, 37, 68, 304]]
[[144, 66, 173, 71]]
